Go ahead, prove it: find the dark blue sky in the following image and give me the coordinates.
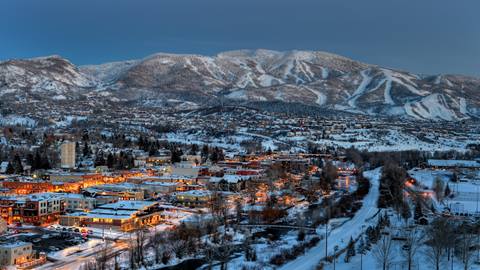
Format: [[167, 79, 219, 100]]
[[1, 0, 479, 76]]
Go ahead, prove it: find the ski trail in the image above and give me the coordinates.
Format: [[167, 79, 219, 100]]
[[348, 69, 372, 107]]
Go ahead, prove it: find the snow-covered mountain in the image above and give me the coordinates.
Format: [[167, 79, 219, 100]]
[[1, 50, 479, 121]]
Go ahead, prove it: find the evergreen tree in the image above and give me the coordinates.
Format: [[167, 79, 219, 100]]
[[12, 154, 23, 174], [94, 151, 106, 166], [190, 144, 199, 155], [32, 151, 42, 171], [148, 145, 158, 156], [400, 201, 411, 223], [444, 183, 451, 198], [5, 162, 14, 174], [382, 212, 390, 227], [414, 200, 423, 220], [209, 147, 224, 163], [107, 153, 115, 168], [138, 136, 145, 150], [209, 148, 219, 163], [26, 153, 34, 167], [82, 132, 89, 142], [345, 237, 356, 262], [201, 145, 209, 163], [171, 148, 182, 164], [366, 225, 379, 244], [40, 156, 51, 170], [75, 142, 81, 154], [82, 141, 91, 157], [357, 235, 367, 254], [451, 171, 458, 182]]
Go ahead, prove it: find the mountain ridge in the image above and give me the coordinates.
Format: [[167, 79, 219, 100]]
[[1, 49, 478, 121]]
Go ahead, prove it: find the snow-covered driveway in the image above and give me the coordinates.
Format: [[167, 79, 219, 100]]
[[279, 168, 382, 270]]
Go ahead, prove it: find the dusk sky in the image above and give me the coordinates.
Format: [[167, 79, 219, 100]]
[[1, 0, 479, 76]]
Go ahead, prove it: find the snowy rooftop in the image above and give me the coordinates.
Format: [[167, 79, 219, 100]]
[[176, 190, 212, 197], [97, 200, 157, 211], [141, 181, 178, 186], [209, 174, 244, 183], [427, 159, 480, 168], [56, 193, 94, 200], [65, 210, 134, 220]]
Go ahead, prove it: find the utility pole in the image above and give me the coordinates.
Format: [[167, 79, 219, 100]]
[[360, 225, 366, 270], [451, 245, 454, 270], [476, 185, 479, 214], [325, 219, 328, 259], [333, 245, 339, 270], [360, 251, 363, 270], [477, 225, 480, 263], [325, 197, 330, 259]]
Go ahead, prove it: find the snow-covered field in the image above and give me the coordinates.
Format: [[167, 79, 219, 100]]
[[314, 128, 473, 153], [410, 168, 480, 216]]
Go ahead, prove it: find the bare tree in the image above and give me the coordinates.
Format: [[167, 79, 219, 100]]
[[210, 190, 228, 227], [425, 217, 452, 270], [134, 229, 147, 266], [170, 239, 187, 259], [203, 244, 216, 270], [95, 241, 109, 270], [80, 259, 97, 270], [214, 243, 233, 270], [457, 223, 476, 270], [128, 235, 138, 270], [151, 230, 165, 264], [373, 233, 394, 270], [402, 227, 424, 270], [234, 197, 243, 225], [113, 253, 120, 270], [432, 176, 445, 202], [246, 181, 258, 205]]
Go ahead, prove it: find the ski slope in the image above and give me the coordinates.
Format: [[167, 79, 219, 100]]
[[280, 168, 381, 270]]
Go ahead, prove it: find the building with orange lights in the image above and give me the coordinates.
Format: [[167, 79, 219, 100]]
[[0, 193, 64, 225]]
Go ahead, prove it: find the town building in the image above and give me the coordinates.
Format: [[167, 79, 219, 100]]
[[0, 193, 64, 225], [175, 190, 212, 207], [0, 241, 34, 266], [60, 200, 164, 231], [59, 193, 97, 212], [60, 141, 76, 169]]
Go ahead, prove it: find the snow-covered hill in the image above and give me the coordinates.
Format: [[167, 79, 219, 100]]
[[1, 50, 479, 121]]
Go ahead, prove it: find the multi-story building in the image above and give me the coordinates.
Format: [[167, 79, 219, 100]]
[[60, 193, 97, 212], [0, 193, 64, 225], [175, 190, 212, 207], [60, 141, 76, 169], [0, 242, 34, 266], [2, 180, 54, 195], [60, 200, 164, 231], [49, 172, 104, 192]]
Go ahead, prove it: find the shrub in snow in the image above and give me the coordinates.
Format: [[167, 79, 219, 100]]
[[297, 230, 306, 241]]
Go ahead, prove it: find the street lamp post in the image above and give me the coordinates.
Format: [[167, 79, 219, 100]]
[[324, 197, 330, 260], [333, 245, 339, 270], [360, 251, 363, 270], [360, 225, 366, 270], [325, 219, 328, 259]]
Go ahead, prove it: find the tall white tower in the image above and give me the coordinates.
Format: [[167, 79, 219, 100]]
[[61, 141, 76, 169]]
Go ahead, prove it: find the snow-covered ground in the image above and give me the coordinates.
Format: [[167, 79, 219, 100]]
[[279, 168, 381, 270], [410, 168, 480, 215], [314, 128, 473, 153]]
